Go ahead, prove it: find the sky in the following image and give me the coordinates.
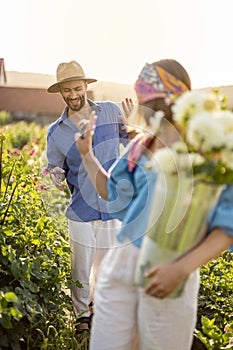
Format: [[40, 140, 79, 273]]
[[1, 0, 233, 88]]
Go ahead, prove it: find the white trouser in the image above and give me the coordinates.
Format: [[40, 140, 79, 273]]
[[89, 243, 200, 350], [68, 219, 121, 318]]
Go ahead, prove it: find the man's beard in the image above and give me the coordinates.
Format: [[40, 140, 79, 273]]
[[65, 94, 86, 112]]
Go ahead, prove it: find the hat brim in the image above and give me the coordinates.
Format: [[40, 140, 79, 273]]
[[47, 76, 97, 93]]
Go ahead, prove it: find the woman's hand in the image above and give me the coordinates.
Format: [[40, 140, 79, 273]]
[[75, 111, 97, 157], [144, 261, 188, 298]]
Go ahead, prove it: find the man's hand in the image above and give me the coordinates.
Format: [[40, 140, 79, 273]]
[[119, 98, 134, 126], [50, 167, 66, 191], [121, 98, 134, 119]]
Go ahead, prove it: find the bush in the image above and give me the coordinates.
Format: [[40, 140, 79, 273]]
[[193, 251, 233, 349], [0, 111, 13, 126], [3, 121, 47, 150], [0, 128, 88, 349]]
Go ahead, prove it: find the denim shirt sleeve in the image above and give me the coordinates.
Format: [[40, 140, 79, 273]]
[[107, 154, 157, 247], [46, 126, 65, 169], [107, 156, 134, 221], [207, 184, 233, 251]]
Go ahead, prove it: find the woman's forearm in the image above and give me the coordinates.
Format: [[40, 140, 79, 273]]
[[82, 151, 109, 200], [145, 229, 233, 298], [176, 228, 233, 277]]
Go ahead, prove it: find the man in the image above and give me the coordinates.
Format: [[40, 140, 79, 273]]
[[46, 60, 128, 333]]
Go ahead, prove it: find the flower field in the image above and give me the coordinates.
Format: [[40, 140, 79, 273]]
[[0, 120, 88, 349]]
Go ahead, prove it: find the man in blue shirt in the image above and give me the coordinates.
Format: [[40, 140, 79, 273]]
[[46, 60, 128, 333]]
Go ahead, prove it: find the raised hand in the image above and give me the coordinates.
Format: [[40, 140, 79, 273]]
[[75, 111, 97, 156], [119, 98, 140, 140], [121, 98, 134, 119]]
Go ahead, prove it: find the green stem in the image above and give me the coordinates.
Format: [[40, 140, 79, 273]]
[[3, 160, 17, 201], [1, 182, 19, 226], [0, 136, 3, 193]]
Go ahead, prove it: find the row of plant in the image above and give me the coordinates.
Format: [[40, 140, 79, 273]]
[[0, 121, 88, 349]]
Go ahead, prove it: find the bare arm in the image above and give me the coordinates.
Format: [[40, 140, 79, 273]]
[[75, 111, 109, 200], [145, 228, 233, 298], [81, 151, 109, 200]]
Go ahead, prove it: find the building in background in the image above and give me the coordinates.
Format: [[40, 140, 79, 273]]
[[0, 59, 94, 125], [1, 58, 233, 126]]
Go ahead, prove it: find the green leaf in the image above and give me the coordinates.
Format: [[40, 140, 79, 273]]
[[9, 306, 22, 320], [4, 292, 18, 303]]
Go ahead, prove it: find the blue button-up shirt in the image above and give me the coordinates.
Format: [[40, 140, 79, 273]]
[[46, 99, 128, 222]]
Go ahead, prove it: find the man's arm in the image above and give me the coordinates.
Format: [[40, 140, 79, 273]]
[[46, 126, 66, 191]]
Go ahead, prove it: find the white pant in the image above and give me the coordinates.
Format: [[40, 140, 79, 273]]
[[68, 219, 121, 318], [89, 243, 200, 350]]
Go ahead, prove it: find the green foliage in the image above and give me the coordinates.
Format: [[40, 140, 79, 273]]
[[194, 251, 233, 349], [0, 111, 13, 126], [193, 160, 233, 185], [195, 317, 233, 349], [0, 291, 23, 329], [0, 126, 87, 349], [3, 121, 47, 150]]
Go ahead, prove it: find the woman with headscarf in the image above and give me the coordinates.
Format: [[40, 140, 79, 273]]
[[76, 59, 233, 350]]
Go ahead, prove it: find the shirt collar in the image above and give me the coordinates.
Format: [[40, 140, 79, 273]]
[[87, 99, 102, 112]]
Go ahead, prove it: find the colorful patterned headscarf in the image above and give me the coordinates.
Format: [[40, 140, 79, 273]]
[[135, 63, 189, 105], [127, 62, 189, 172]]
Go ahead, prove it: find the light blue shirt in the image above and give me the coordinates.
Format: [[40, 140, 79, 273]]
[[107, 153, 233, 251], [107, 153, 157, 247], [207, 184, 233, 251], [46, 99, 128, 222]]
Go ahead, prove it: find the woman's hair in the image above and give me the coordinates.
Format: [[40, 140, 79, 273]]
[[155, 59, 191, 90], [127, 59, 191, 135]]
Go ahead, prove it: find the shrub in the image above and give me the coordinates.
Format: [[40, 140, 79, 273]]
[[0, 111, 13, 126], [194, 250, 233, 349], [0, 129, 87, 349], [3, 121, 47, 150]]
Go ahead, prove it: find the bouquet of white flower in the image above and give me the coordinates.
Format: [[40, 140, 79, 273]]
[[135, 90, 233, 297], [170, 90, 233, 183]]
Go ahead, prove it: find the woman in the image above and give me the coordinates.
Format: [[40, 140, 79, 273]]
[[76, 59, 233, 350]]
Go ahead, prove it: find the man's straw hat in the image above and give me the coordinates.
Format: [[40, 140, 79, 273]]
[[47, 60, 97, 93]]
